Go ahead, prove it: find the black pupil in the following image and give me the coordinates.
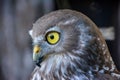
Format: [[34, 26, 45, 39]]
[[50, 35, 54, 39]]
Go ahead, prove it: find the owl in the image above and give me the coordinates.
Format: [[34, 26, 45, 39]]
[[29, 9, 120, 80]]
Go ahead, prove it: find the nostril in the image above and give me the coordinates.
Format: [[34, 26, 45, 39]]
[[33, 45, 41, 54], [36, 50, 39, 53]]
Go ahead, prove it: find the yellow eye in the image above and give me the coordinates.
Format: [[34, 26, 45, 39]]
[[46, 31, 60, 44]]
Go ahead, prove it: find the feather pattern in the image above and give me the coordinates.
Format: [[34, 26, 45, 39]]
[[30, 9, 120, 80]]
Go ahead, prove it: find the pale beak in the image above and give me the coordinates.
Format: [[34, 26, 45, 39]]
[[33, 45, 41, 62]]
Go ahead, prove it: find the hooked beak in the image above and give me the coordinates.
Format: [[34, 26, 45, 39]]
[[33, 45, 41, 62], [33, 45, 44, 67]]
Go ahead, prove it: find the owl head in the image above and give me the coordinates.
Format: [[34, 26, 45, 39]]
[[29, 10, 85, 65], [29, 9, 118, 80], [29, 10, 119, 78]]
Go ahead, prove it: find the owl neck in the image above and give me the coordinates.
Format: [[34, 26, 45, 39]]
[[38, 52, 93, 79], [37, 51, 120, 79]]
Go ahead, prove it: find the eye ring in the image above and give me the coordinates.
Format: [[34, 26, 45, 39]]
[[45, 31, 60, 45]]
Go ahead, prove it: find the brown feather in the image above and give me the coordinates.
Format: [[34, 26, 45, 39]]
[[30, 9, 120, 80]]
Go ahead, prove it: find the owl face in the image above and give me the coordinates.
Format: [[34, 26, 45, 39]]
[[29, 12, 80, 66]]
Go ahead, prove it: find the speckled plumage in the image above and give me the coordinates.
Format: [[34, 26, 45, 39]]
[[29, 9, 120, 80]]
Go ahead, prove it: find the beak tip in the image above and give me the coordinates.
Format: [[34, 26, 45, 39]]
[[33, 53, 38, 61]]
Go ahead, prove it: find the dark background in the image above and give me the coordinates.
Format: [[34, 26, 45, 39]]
[[0, 0, 120, 80]]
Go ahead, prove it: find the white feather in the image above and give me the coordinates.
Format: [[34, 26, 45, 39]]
[[29, 29, 33, 37]]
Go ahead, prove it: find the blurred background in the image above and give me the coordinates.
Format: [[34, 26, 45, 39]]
[[0, 0, 120, 80]]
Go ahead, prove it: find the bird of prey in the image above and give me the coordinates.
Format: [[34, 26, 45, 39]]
[[29, 9, 120, 80]]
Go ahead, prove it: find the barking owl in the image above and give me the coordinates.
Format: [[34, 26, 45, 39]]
[[29, 9, 120, 80]]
